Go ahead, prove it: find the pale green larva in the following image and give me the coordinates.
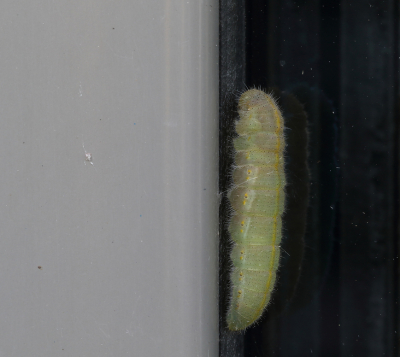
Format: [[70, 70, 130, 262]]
[[227, 89, 286, 331]]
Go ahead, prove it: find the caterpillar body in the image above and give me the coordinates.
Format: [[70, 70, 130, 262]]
[[227, 89, 286, 331]]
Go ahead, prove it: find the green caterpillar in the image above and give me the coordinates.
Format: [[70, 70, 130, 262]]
[[227, 89, 286, 331]]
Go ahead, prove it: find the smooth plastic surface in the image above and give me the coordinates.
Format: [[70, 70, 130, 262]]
[[0, 1, 219, 356]]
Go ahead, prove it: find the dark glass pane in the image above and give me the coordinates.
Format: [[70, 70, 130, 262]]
[[220, 1, 399, 356]]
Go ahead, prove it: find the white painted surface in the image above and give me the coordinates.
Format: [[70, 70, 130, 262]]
[[0, 1, 219, 355]]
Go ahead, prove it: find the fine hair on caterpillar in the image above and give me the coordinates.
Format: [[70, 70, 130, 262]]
[[226, 88, 287, 331]]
